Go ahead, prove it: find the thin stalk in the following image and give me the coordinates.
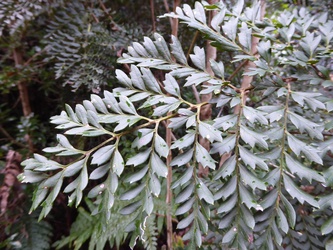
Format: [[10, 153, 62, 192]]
[[234, 0, 266, 114], [227, 59, 248, 82], [233, 89, 245, 244], [172, 0, 181, 37], [13, 48, 34, 153], [277, 81, 291, 196], [163, 0, 173, 28], [198, 0, 218, 176], [166, 117, 173, 250], [98, 0, 119, 30], [0, 125, 28, 148], [166, 2, 181, 246], [263, 79, 292, 247], [186, 31, 201, 104], [150, 0, 156, 32]]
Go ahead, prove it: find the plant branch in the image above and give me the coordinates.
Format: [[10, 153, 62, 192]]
[[0, 150, 22, 216], [163, 0, 173, 28], [150, 0, 156, 32], [0, 126, 28, 148], [227, 59, 248, 82], [23, 46, 50, 67], [166, 117, 173, 250], [234, 0, 266, 114], [13, 48, 34, 153], [311, 65, 326, 79], [167, 3, 181, 248], [98, 0, 118, 30], [186, 31, 200, 61], [172, 0, 181, 37], [185, 31, 201, 104], [198, 0, 218, 177]]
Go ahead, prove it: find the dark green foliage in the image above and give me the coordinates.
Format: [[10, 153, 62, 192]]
[[52, 199, 135, 250], [20, 213, 53, 250], [0, 0, 55, 36], [43, 1, 136, 91], [6, 210, 53, 250]]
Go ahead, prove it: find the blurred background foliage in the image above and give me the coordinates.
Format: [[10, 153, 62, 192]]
[[0, 0, 332, 249]]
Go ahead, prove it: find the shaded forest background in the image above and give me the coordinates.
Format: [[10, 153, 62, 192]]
[[0, 0, 333, 249]]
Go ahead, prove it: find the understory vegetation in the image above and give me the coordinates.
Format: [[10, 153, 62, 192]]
[[1, 0, 333, 249]]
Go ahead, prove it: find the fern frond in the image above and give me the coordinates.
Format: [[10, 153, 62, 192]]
[[44, 1, 136, 91], [53, 198, 136, 250], [0, 0, 57, 37], [18, 210, 53, 250], [140, 215, 158, 250]]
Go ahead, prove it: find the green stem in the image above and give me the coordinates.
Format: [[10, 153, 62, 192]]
[[233, 89, 245, 243], [277, 82, 291, 198]]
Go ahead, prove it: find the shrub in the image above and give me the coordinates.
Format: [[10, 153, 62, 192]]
[[20, 0, 333, 249]]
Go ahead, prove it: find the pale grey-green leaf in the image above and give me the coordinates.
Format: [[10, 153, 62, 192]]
[[126, 149, 151, 166], [170, 35, 187, 65], [132, 129, 154, 149], [222, 227, 237, 244], [119, 96, 138, 115], [171, 149, 193, 167], [240, 126, 268, 149], [277, 207, 289, 234], [171, 131, 195, 150], [239, 146, 268, 170], [151, 152, 168, 178], [154, 133, 169, 158], [321, 216, 333, 235], [241, 205, 255, 229], [177, 212, 195, 229], [197, 179, 214, 204], [190, 46, 205, 70], [75, 104, 88, 125], [243, 106, 268, 125], [175, 197, 195, 215], [214, 176, 237, 200], [175, 182, 195, 203], [125, 166, 149, 184], [91, 94, 108, 114], [196, 142, 216, 169], [62, 159, 85, 178], [283, 174, 319, 208], [112, 149, 124, 176], [214, 155, 236, 179], [239, 164, 266, 190], [150, 173, 161, 196], [120, 183, 145, 200], [210, 135, 236, 155], [285, 153, 325, 183], [198, 122, 222, 143], [217, 193, 237, 213], [164, 73, 180, 97], [91, 145, 115, 165], [89, 163, 110, 180], [210, 59, 225, 79], [171, 166, 194, 189]]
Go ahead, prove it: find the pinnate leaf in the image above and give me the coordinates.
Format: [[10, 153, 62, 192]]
[[283, 174, 319, 208]]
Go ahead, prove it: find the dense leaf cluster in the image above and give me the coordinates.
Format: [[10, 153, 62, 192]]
[[43, 1, 136, 91], [17, 0, 333, 249]]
